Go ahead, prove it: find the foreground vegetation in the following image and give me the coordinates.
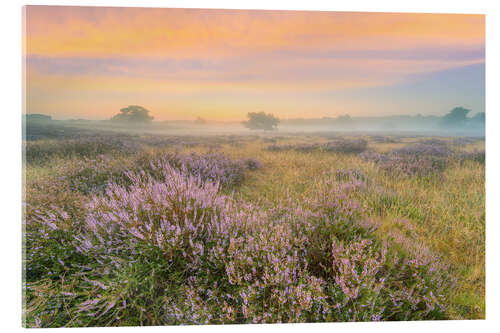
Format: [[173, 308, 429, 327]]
[[23, 126, 485, 327]]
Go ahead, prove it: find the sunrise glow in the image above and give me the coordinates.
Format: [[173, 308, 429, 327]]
[[24, 6, 485, 121]]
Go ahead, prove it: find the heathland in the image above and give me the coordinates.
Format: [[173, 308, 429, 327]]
[[23, 121, 484, 327]]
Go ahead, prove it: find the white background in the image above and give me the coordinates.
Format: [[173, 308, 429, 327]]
[[1, 0, 498, 331]]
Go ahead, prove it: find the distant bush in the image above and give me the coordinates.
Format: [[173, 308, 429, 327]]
[[243, 112, 279, 131]]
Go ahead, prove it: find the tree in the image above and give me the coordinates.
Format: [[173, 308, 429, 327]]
[[242, 112, 279, 131], [25, 114, 52, 122], [111, 105, 154, 124], [472, 112, 485, 123], [440, 107, 470, 128]]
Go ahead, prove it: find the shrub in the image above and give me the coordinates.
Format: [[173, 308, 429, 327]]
[[241, 158, 263, 170], [370, 136, 399, 144], [457, 150, 485, 164], [361, 143, 452, 177], [266, 140, 368, 154], [25, 137, 139, 165], [392, 143, 451, 158], [418, 139, 448, 146], [266, 143, 319, 152], [140, 152, 259, 187], [323, 139, 368, 154]]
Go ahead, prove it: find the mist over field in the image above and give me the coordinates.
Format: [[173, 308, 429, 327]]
[[23, 108, 486, 139]]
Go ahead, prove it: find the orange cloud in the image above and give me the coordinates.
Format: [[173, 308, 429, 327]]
[[25, 7, 484, 58], [23, 6, 485, 120]]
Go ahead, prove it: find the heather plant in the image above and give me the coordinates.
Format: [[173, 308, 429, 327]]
[[361, 143, 452, 177], [451, 137, 483, 146], [71, 166, 239, 322], [137, 151, 260, 187], [61, 155, 134, 195], [25, 137, 140, 165], [266, 140, 367, 154], [262, 137, 277, 143], [370, 136, 399, 144], [266, 143, 320, 152], [272, 180, 450, 322], [323, 139, 368, 154], [392, 143, 451, 158], [418, 138, 449, 146], [241, 157, 263, 170], [333, 169, 370, 192], [383, 155, 446, 177], [456, 150, 485, 164]]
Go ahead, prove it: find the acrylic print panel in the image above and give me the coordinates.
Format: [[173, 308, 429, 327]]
[[22, 5, 485, 327]]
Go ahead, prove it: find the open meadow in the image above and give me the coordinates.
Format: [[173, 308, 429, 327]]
[[23, 123, 485, 327]]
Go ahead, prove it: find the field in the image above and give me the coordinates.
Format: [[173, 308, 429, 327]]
[[23, 123, 485, 327]]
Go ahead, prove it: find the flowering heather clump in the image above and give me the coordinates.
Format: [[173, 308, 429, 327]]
[[382, 156, 446, 177], [418, 138, 448, 146], [135, 151, 260, 188], [334, 168, 369, 184], [262, 137, 277, 143], [456, 150, 485, 164], [25, 136, 140, 165], [370, 136, 399, 144], [359, 151, 388, 164], [332, 169, 369, 193], [266, 143, 320, 152], [392, 143, 451, 158], [280, 181, 450, 322], [323, 139, 368, 154], [361, 143, 452, 177], [65, 165, 242, 324], [451, 137, 483, 146], [61, 155, 133, 195], [135, 135, 239, 149], [241, 157, 263, 170], [266, 140, 367, 154]]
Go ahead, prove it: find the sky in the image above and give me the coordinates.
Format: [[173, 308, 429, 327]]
[[24, 6, 485, 121]]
